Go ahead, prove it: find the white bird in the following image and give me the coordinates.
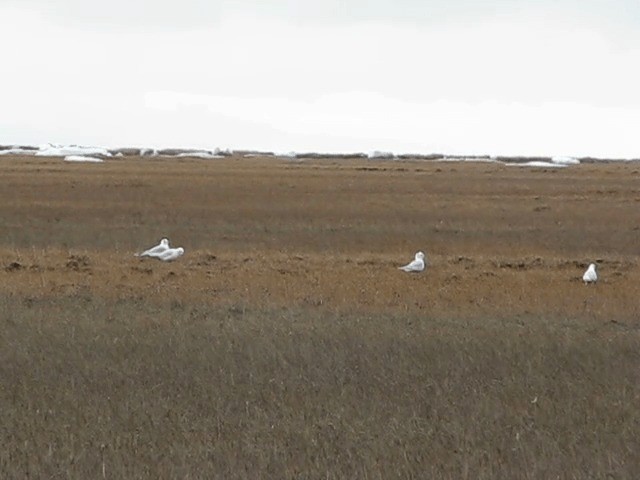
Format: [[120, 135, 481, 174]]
[[399, 251, 426, 272], [136, 238, 170, 258], [582, 263, 598, 284], [157, 247, 185, 262]]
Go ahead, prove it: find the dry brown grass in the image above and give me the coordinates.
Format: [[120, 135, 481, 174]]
[[1, 155, 639, 478]]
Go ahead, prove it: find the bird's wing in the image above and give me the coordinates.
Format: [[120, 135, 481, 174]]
[[139, 244, 169, 257], [399, 259, 422, 272], [158, 249, 178, 261], [408, 259, 423, 271]]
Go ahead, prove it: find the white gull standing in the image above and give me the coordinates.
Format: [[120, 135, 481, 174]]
[[136, 238, 170, 258], [582, 263, 598, 284], [399, 251, 426, 273]]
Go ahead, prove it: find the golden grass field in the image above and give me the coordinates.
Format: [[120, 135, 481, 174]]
[[1, 155, 639, 478]]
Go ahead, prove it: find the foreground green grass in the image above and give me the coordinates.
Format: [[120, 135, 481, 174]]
[[1, 295, 638, 479]]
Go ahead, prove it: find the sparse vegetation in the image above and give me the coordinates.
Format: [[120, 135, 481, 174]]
[[0, 156, 639, 478]]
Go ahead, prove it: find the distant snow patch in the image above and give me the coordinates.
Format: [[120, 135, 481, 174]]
[[140, 148, 158, 157], [551, 156, 580, 165], [36, 144, 112, 157], [175, 152, 225, 159], [368, 151, 395, 159], [513, 161, 567, 168], [214, 148, 232, 156], [64, 155, 104, 163], [0, 148, 37, 156]]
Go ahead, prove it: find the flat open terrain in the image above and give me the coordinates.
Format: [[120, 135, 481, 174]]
[[1, 155, 639, 478]]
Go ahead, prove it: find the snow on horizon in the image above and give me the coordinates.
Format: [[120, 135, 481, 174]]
[[3, 142, 640, 165], [37, 144, 112, 158]]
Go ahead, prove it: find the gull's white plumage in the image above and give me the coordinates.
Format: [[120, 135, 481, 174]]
[[582, 263, 597, 284], [157, 247, 185, 262], [136, 238, 169, 258], [399, 251, 426, 272]]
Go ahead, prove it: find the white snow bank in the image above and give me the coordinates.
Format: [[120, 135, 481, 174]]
[[175, 152, 225, 159], [512, 161, 567, 168], [0, 148, 37, 156], [36, 144, 112, 157], [64, 155, 104, 163], [275, 151, 298, 158], [551, 156, 580, 165], [368, 151, 395, 159]]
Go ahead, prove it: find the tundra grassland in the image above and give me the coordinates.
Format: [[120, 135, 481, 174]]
[[0, 155, 639, 479]]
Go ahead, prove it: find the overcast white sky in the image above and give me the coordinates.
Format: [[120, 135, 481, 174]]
[[1, 0, 640, 157]]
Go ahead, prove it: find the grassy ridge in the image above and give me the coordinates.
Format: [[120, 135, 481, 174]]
[[1, 296, 638, 479]]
